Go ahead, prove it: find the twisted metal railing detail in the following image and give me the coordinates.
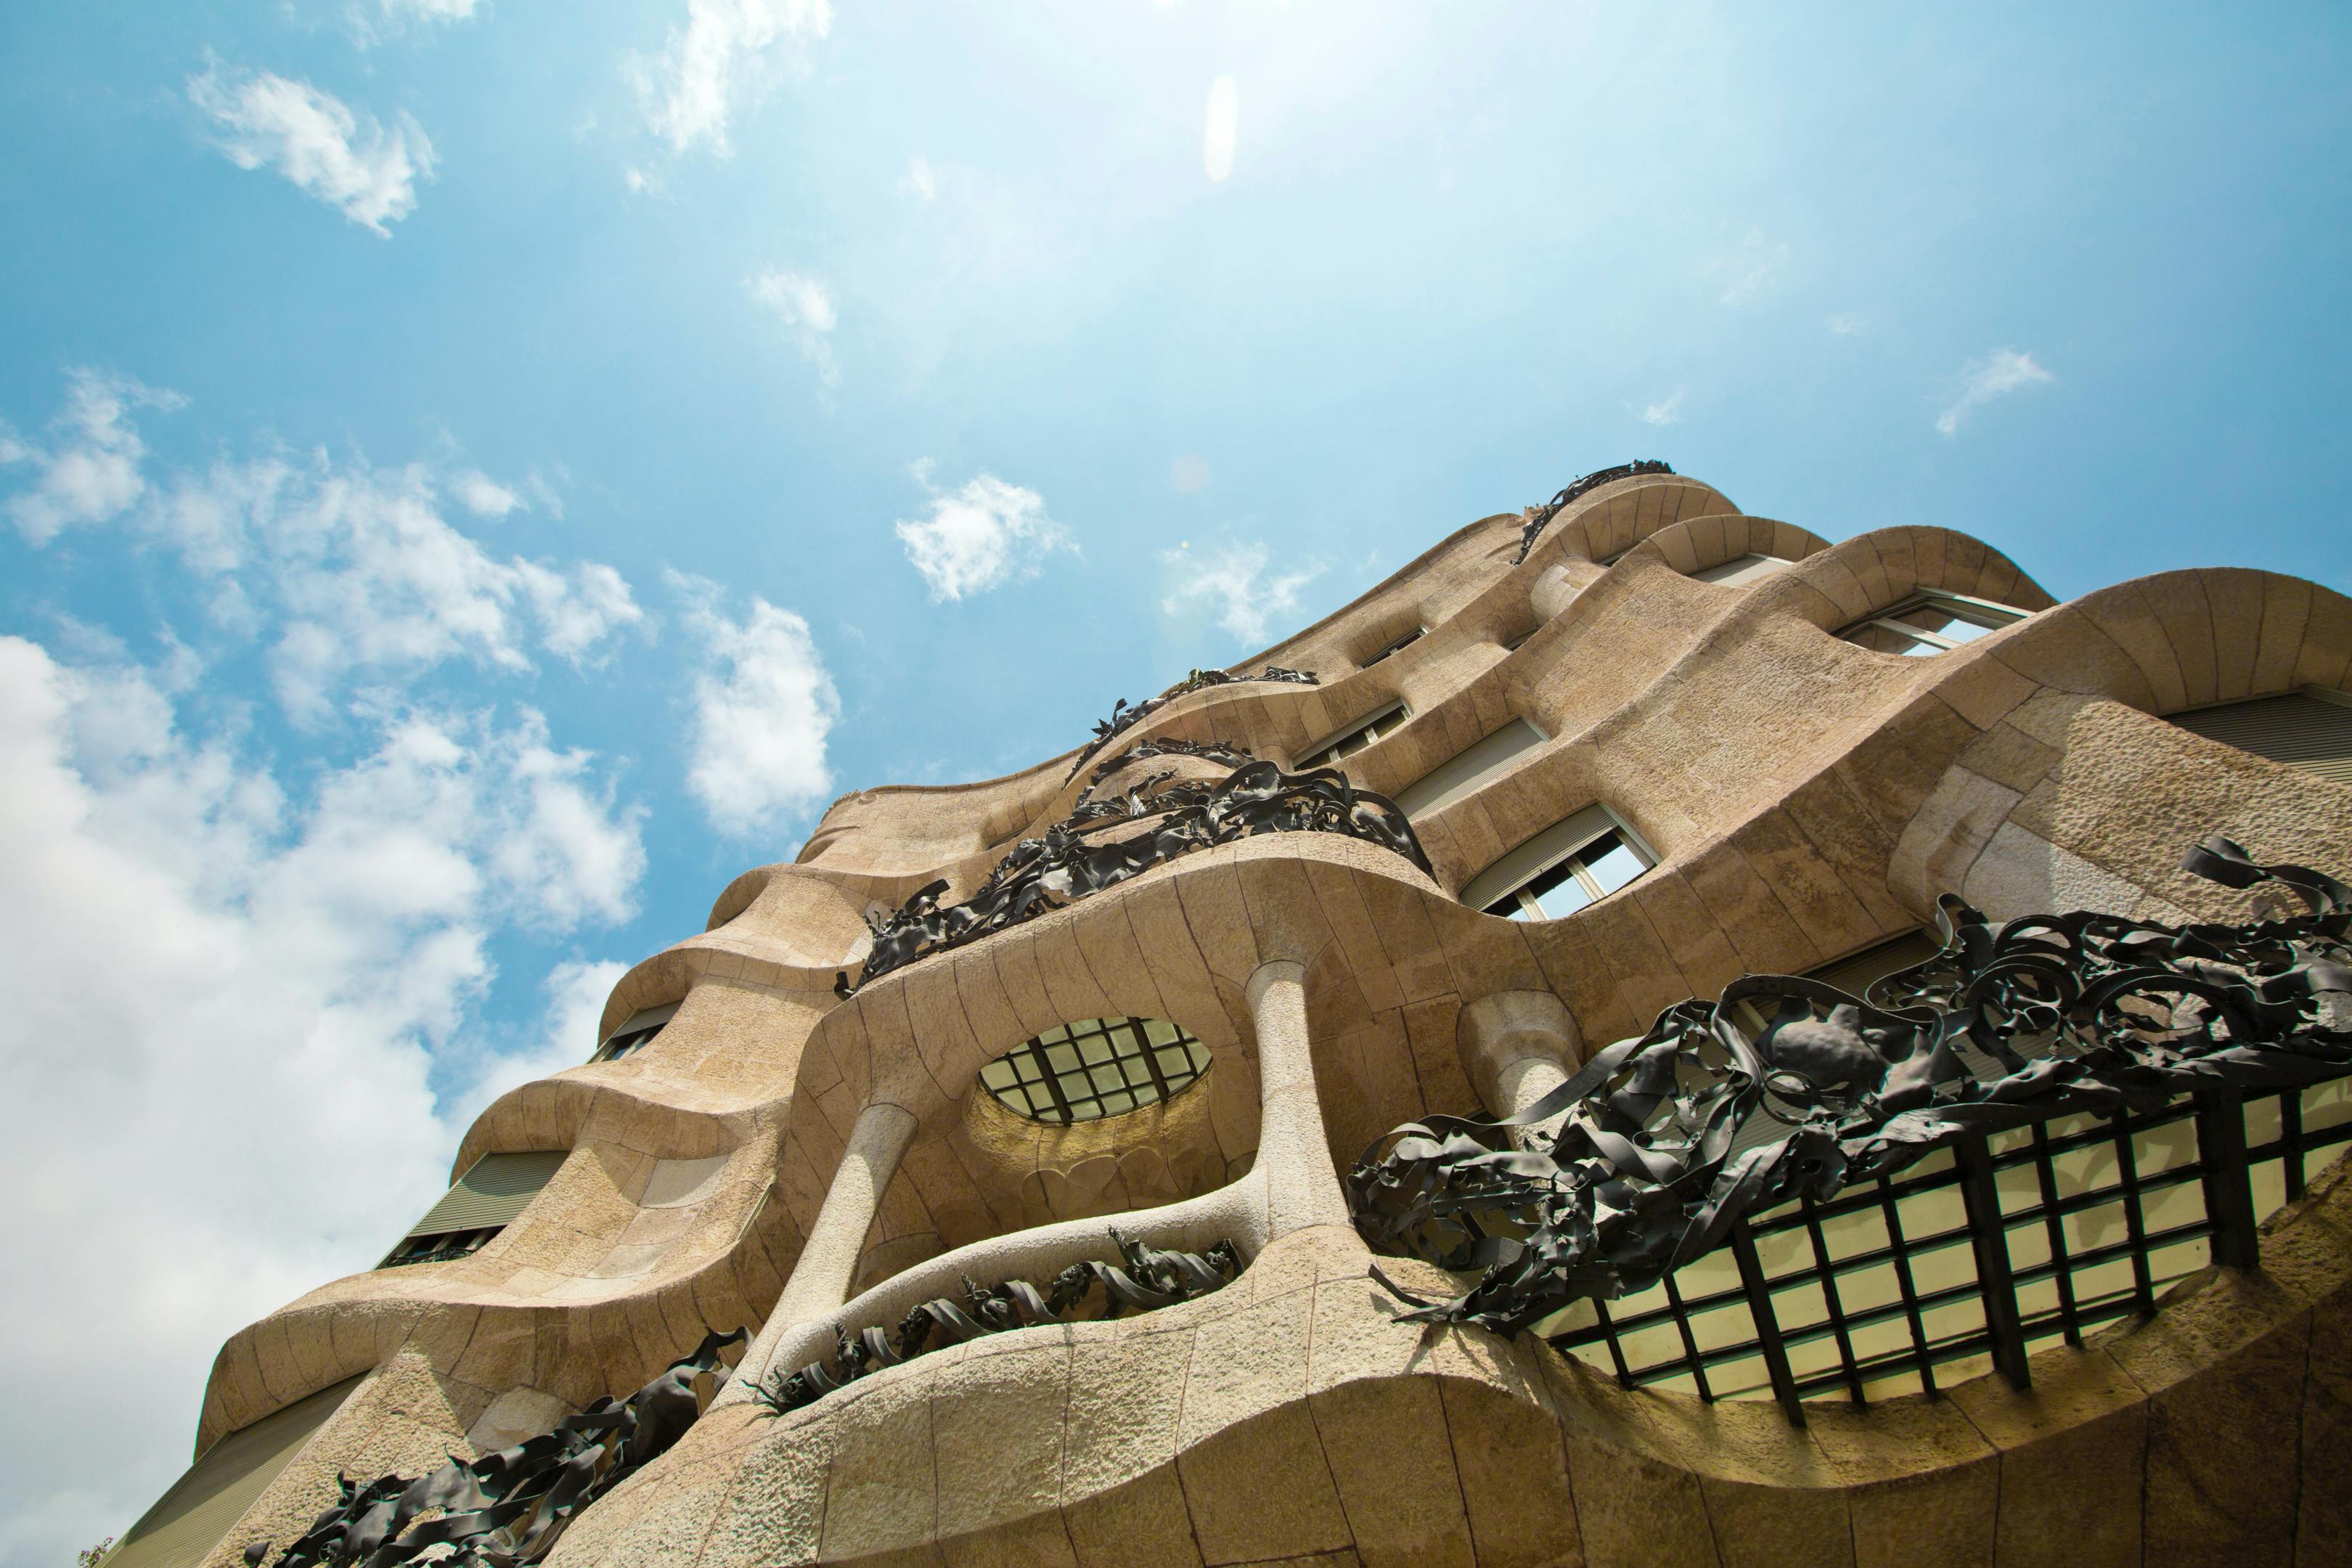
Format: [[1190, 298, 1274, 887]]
[[838, 760, 1429, 997], [1512, 460, 1676, 564], [1087, 735, 1259, 785], [753, 1230, 1241, 1416], [1349, 836, 2352, 1341], [241, 1330, 746, 1567], [1063, 666, 1317, 783]]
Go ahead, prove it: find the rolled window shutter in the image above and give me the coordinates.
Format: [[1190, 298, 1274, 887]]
[[1394, 719, 1546, 818], [404, 1150, 568, 1239], [99, 1376, 359, 1568], [2170, 691, 2352, 784]]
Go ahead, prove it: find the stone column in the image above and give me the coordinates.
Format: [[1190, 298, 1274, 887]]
[[1458, 990, 1580, 1144], [1246, 959, 1353, 1236], [720, 1098, 916, 1403]]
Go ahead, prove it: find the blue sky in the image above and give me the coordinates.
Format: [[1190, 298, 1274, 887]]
[[2, 1, 2348, 1559]]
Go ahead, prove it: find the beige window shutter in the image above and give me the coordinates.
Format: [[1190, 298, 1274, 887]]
[[99, 1376, 360, 1568], [2169, 689, 2352, 784], [404, 1149, 568, 1239]]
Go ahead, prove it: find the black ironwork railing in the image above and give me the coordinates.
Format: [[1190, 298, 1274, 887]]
[[1349, 835, 2352, 1424], [838, 760, 1430, 997], [1513, 460, 1676, 564]]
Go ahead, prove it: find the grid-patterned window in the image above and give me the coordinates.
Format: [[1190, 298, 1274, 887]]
[[2168, 687, 2352, 784], [1363, 626, 1424, 666], [1462, 804, 1653, 920], [1691, 552, 1792, 587], [1299, 701, 1409, 769], [592, 1001, 679, 1063], [1543, 1074, 2352, 1410], [979, 1016, 1212, 1124], [1841, 592, 2029, 656]]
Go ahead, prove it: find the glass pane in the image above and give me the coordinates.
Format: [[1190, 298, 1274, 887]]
[[1580, 834, 1648, 896], [1527, 862, 1595, 920]]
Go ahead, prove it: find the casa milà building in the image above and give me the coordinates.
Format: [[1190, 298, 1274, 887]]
[[108, 466, 2352, 1568]]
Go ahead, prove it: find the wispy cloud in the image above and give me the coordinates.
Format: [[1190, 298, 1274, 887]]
[[1826, 311, 1864, 336], [1204, 75, 1238, 184], [187, 62, 435, 234], [2, 370, 184, 544], [1936, 348, 2054, 436], [630, 0, 832, 159], [900, 155, 937, 200], [1708, 229, 1787, 305], [1636, 390, 1683, 427], [893, 470, 1071, 602], [2, 372, 647, 722], [747, 266, 839, 386], [1161, 540, 1323, 647], [671, 574, 839, 838], [452, 469, 523, 518], [1169, 455, 1211, 494]]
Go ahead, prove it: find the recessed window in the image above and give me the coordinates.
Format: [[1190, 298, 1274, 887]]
[[1363, 626, 1424, 666], [1691, 552, 1792, 587], [593, 1001, 677, 1063], [1731, 928, 1944, 1035], [1393, 718, 1546, 818], [979, 1016, 1211, 1124], [1463, 804, 1654, 920], [1299, 701, 1409, 769], [2168, 687, 2352, 783], [1841, 592, 2028, 656], [380, 1150, 566, 1268]]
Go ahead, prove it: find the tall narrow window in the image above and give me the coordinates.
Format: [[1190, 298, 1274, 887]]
[[1298, 701, 1409, 769], [1392, 718, 1546, 818], [979, 1016, 1211, 1124], [1363, 626, 1424, 666], [1840, 592, 2029, 656], [592, 1001, 678, 1063], [2168, 687, 2352, 783], [102, 1376, 362, 1568], [1691, 553, 1792, 587], [1463, 805, 1654, 920], [380, 1150, 567, 1268]]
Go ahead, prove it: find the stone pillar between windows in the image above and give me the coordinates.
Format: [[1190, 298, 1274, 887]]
[[1246, 958, 1353, 1237], [718, 1098, 915, 1406], [1458, 989, 1581, 1145]]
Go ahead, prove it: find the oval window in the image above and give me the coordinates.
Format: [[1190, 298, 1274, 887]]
[[978, 1016, 1211, 1124]]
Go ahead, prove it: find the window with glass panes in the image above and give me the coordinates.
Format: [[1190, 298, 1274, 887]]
[[1298, 701, 1408, 769], [1363, 626, 1424, 666], [1690, 552, 1792, 587], [1463, 806, 1654, 921], [593, 1001, 678, 1063], [979, 1016, 1212, 1124], [1841, 592, 2029, 656]]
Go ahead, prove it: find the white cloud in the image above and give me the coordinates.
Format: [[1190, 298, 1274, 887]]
[[1637, 390, 1683, 427], [1169, 454, 1211, 494], [453, 468, 524, 518], [3, 370, 184, 544], [674, 576, 839, 837], [187, 62, 436, 235], [893, 470, 1071, 602], [1935, 348, 2054, 436], [1826, 311, 1864, 335], [2, 374, 646, 722], [901, 155, 937, 200], [747, 266, 840, 386], [1204, 75, 1238, 184], [382, 0, 480, 19], [1708, 229, 1787, 305], [631, 0, 833, 158], [0, 637, 640, 1564], [1161, 540, 1323, 647]]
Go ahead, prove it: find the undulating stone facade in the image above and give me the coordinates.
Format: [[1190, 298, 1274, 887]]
[[116, 470, 2352, 1567]]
